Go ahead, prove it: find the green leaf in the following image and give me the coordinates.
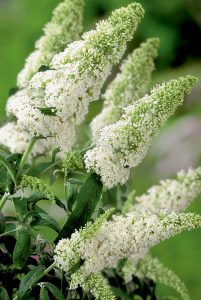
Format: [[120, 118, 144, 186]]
[[38, 107, 57, 116], [31, 205, 61, 233], [0, 154, 17, 186], [55, 173, 103, 242], [65, 181, 77, 212], [41, 283, 65, 300], [38, 65, 50, 72], [111, 287, 131, 300], [9, 86, 19, 96], [28, 162, 53, 177], [13, 197, 28, 220], [18, 265, 46, 299], [13, 226, 31, 269], [51, 148, 60, 163], [0, 287, 10, 300], [0, 212, 6, 234], [39, 285, 50, 300]]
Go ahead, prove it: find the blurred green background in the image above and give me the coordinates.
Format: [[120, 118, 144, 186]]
[[1, 0, 201, 298]]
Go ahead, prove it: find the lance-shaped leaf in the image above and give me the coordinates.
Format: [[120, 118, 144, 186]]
[[12, 226, 31, 269], [55, 173, 102, 242]]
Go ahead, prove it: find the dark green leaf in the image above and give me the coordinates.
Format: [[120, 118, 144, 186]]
[[0, 212, 6, 234], [111, 287, 131, 300], [13, 226, 31, 269], [19, 265, 46, 299], [38, 107, 57, 116], [28, 162, 53, 177], [27, 192, 46, 203], [0, 287, 10, 300], [39, 285, 50, 300], [13, 197, 28, 220], [42, 282, 65, 300], [7, 153, 22, 165], [0, 145, 10, 157], [68, 178, 83, 185], [65, 182, 78, 212], [38, 65, 50, 72], [0, 154, 17, 186], [55, 197, 66, 211], [55, 173, 102, 242], [31, 205, 61, 233], [51, 148, 60, 163], [9, 86, 19, 96]]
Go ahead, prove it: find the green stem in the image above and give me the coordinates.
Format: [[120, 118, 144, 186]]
[[43, 262, 56, 276], [19, 136, 37, 170], [39, 160, 62, 176], [0, 192, 10, 211], [0, 226, 21, 238]]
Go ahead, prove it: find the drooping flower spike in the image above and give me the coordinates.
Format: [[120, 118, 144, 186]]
[[17, 0, 85, 88], [6, 3, 144, 155], [132, 166, 201, 214], [85, 76, 198, 188], [30, 3, 144, 124], [90, 38, 159, 140], [54, 210, 201, 290]]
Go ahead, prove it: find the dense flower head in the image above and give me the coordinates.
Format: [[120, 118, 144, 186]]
[[81, 273, 115, 300], [91, 38, 159, 139], [0, 122, 31, 154], [54, 209, 114, 274], [30, 3, 144, 125], [7, 3, 144, 155], [0, 122, 51, 156], [17, 0, 84, 88], [133, 167, 201, 214], [6, 89, 76, 155], [85, 75, 198, 188], [54, 210, 201, 288]]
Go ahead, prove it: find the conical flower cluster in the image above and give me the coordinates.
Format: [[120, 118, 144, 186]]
[[133, 167, 201, 214], [54, 210, 201, 289], [85, 76, 197, 188], [17, 0, 85, 88], [6, 3, 144, 155], [90, 38, 159, 139]]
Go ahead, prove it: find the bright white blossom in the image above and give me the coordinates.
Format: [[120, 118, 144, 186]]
[[54, 209, 114, 274], [133, 167, 201, 214], [17, 0, 84, 88], [123, 255, 189, 300], [54, 211, 201, 288], [6, 89, 76, 155], [7, 3, 144, 155], [0, 122, 31, 154], [91, 38, 159, 139], [85, 76, 197, 188], [30, 3, 144, 124], [0, 122, 49, 156]]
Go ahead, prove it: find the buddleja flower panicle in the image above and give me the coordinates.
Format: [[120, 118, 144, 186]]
[[91, 37, 159, 139], [17, 0, 85, 88], [85, 75, 198, 188], [6, 3, 144, 156], [54, 211, 201, 288], [30, 3, 144, 125], [133, 166, 201, 214]]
